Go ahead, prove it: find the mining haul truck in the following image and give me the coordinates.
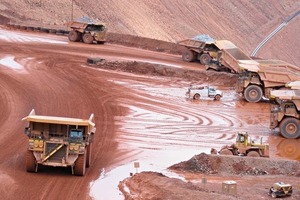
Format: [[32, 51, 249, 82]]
[[270, 89, 300, 139], [211, 132, 269, 157], [65, 21, 107, 44], [178, 35, 220, 65], [178, 35, 251, 70], [22, 109, 96, 176], [235, 60, 300, 103]]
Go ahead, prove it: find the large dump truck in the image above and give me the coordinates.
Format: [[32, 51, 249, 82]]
[[22, 109, 96, 176], [178, 35, 219, 64], [269, 89, 300, 139], [178, 35, 251, 71], [235, 60, 300, 102], [65, 21, 107, 44]]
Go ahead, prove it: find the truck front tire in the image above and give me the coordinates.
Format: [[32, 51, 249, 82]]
[[199, 53, 211, 65], [280, 117, 300, 139], [244, 85, 262, 103], [26, 151, 36, 172], [74, 150, 86, 176], [82, 33, 94, 44]]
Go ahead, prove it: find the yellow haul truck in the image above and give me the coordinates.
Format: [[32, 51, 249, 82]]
[[22, 109, 96, 176], [270, 89, 300, 139], [65, 21, 107, 44], [235, 60, 300, 103]]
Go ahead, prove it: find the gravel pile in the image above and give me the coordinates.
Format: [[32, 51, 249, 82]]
[[169, 153, 300, 176]]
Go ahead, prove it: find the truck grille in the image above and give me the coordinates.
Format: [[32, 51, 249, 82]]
[[45, 143, 67, 163]]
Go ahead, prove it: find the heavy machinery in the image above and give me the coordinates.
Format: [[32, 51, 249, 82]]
[[178, 35, 219, 64], [178, 35, 251, 69], [22, 109, 96, 176], [269, 182, 293, 198], [235, 60, 300, 103], [269, 89, 300, 139], [211, 132, 269, 157], [65, 21, 107, 44]]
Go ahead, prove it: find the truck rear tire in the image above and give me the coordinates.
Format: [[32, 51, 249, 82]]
[[280, 117, 300, 139], [86, 144, 92, 168], [244, 85, 262, 103], [247, 151, 260, 157], [74, 150, 86, 176], [182, 50, 195, 62], [214, 95, 221, 101], [199, 53, 211, 65], [82, 33, 94, 44], [26, 151, 36, 172], [220, 149, 233, 155], [68, 30, 81, 42], [193, 94, 200, 100]]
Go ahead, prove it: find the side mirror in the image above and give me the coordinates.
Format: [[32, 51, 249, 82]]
[[24, 127, 30, 135]]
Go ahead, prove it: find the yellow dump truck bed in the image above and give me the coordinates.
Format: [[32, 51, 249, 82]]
[[22, 109, 95, 127]]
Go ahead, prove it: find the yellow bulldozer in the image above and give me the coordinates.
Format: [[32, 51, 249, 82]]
[[211, 132, 269, 157]]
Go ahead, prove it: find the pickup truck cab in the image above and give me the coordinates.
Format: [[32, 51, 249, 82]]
[[186, 86, 223, 100]]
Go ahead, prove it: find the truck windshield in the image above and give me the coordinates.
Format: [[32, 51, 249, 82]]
[[70, 130, 83, 141]]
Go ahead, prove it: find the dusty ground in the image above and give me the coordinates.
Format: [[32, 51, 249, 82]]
[[0, 1, 300, 200], [0, 27, 299, 200]]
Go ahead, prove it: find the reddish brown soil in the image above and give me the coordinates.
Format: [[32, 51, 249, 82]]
[[0, 28, 299, 200], [0, 1, 300, 200]]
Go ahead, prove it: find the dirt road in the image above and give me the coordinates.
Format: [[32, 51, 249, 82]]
[[0, 27, 298, 200]]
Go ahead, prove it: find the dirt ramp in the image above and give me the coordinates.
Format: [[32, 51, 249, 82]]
[[88, 60, 238, 86]]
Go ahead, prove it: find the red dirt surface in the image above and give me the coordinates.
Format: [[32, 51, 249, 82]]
[[0, 1, 299, 200]]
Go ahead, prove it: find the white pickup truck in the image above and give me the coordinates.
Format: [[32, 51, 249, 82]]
[[186, 86, 223, 100]]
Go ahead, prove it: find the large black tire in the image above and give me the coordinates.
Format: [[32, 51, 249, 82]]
[[26, 151, 36, 172], [271, 192, 277, 198], [193, 93, 200, 100], [199, 53, 212, 65], [244, 85, 263, 103], [182, 50, 195, 62], [247, 151, 260, 157], [220, 149, 233, 155], [214, 94, 221, 101], [82, 33, 94, 44], [68, 30, 81, 42], [86, 144, 92, 168], [74, 150, 86, 176], [279, 117, 300, 139]]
